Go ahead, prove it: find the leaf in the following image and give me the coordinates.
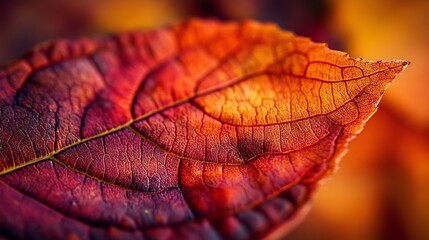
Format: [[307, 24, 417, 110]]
[[0, 19, 407, 239]]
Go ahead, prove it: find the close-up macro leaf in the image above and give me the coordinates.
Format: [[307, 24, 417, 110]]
[[0, 19, 407, 239]]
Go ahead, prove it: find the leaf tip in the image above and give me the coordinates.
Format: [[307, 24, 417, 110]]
[[392, 59, 410, 76], [402, 60, 411, 68]]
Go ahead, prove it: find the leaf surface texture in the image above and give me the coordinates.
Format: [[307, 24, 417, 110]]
[[0, 19, 407, 239]]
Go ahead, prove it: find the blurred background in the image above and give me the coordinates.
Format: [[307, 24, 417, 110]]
[[1, 0, 428, 239]]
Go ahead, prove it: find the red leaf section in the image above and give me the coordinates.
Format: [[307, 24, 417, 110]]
[[0, 19, 407, 239]]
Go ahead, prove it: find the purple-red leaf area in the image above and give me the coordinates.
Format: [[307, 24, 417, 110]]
[[0, 160, 309, 239]]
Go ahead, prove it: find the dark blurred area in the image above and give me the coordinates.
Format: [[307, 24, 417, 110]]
[[1, 1, 428, 240]]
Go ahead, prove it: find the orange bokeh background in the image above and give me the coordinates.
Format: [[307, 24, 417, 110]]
[[1, 1, 428, 239]]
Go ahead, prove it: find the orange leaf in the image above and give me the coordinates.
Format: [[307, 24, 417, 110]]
[[0, 19, 407, 239]]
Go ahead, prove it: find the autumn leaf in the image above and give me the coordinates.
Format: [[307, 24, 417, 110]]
[[0, 19, 407, 239]]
